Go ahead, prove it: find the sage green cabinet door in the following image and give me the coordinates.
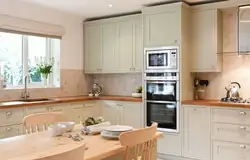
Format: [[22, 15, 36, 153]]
[[133, 19, 143, 72], [102, 24, 117, 73], [117, 21, 133, 72], [144, 12, 181, 47], [85, 25, 102, 73]]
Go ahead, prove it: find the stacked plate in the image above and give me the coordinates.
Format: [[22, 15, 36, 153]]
[[101, 125, 133, 139]]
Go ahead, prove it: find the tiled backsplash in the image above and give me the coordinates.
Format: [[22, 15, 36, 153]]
[[0, 69, 93, 101], [198, 8, 250, 99], [93, 73, 142, 96]]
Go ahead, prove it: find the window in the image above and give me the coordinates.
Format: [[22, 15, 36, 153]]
[[0, 32, 60, 89]]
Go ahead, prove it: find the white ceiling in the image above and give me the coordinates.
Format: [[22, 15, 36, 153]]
[[17, 0, 222, 18]]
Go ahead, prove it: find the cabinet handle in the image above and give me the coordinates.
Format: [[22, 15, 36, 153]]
[[239, 126, 246, 130], [240, 145, 246, 149], [240, 111, 246, 115], [6, 112, 12, 117], [174, 40, 178, 44], [6, 127, 12, 132]]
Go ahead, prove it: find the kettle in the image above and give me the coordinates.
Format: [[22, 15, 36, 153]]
[[92, 83, 102, 95], [225, 82, 241, 99]]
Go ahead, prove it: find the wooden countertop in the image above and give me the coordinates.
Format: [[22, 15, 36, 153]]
[[182, 100, 250, 109], [0, 96, 142, 109], [0, 124, 163, 160]]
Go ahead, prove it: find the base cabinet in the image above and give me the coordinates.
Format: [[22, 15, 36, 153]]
[[0, 124, 23, 139], [183, 105, 210, 160], [158, 133, 182, 156], [213, 141, 250, 160]]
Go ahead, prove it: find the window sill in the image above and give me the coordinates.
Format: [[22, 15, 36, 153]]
[[1, 84, 60, 90]]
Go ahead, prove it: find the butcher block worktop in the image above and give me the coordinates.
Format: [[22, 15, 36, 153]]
[[182, 100, 250, 109], [0, 96, 142, 109], [0, 124, 163, 160]]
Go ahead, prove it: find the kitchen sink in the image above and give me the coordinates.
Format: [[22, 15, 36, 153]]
[[15, 98, 54, 102]]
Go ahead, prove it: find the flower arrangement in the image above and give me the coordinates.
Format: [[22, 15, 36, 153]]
[[35, 56, 55, 81]]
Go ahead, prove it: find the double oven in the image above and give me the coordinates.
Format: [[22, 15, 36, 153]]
[[144, 47, 180, 133]]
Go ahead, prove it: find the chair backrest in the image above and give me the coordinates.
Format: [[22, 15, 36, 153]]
[[36, 143, 85, 160], [23, 112, 66, 134], [119, 123, 158, 160]]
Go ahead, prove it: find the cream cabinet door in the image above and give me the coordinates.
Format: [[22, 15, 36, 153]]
[[71, 104, 84, 124], [49, 104, 71, 120], [102, 24, 117, 73], [121, 102, 142, 129], [85, 25, 102, 73], [183, 105, 210, 160], [0, 124, 23, 139], [82, 101, 102, 120], [26, 106, 49, 115], [133, 19, 143, 72], [192, 9, 222, 72], [102, 101, 121, 125], [117, 21, 133, 72], [213, 141, 249, 160], [144, 12, 181, 47]]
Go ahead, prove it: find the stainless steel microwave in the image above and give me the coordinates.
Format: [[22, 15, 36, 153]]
[[144, 47, 178, 72]]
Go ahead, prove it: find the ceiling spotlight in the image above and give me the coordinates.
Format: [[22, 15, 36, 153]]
[[108, 4, 113, 8]]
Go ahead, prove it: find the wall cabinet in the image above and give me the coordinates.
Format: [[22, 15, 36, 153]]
[[84, 15, 142, 74], [191, 9, 223, 72], [183, 105, 210, 160], [144, 12, 180, 47], [84, 25, 102, 73]]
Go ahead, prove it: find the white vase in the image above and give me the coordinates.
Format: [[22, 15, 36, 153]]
[[41, 74, 49, 86]]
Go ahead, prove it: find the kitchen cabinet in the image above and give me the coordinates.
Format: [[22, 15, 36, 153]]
[[0, 124, 23, 139], [157, 133, 182, 156], [84, 15, 143, 74], [183, 105, 210, 160], [213, 141, 250, 160], [102, 101, 143, 128], [0, 108, 24, 126], [120, 102, 142, 128], [191, 9, 223, 72], [25, 106, 49, 115], [117, 19, 143, 72], [70, 101, 101, 124], [102, 101, 121, 125], [144, 12, 180, 47], [84, 25, 102, 73]]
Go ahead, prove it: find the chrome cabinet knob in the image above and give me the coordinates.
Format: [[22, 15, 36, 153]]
[[240, 145, 246, 149], [240, 111, 246, 115], [239, 126, 246, 130], [6, 127, 12, 132], [6, 112, 12, 117]]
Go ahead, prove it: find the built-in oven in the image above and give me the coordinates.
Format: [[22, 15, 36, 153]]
[[144, 72, 180, 133], [145, 72, 179, 101], [146, 101, 179, 133], [145, 47, 178, 72]]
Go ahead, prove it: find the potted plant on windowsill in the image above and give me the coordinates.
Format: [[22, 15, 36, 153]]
[[36, 57, 55, 86]]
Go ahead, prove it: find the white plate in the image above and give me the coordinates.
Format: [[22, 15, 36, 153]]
[[101, 130, 120, 139], [104, 125, 133, 132]]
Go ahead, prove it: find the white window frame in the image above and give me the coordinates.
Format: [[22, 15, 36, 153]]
[[0, 32, 60, 89]]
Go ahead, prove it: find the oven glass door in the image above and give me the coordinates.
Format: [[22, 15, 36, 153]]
[[147, 52, 169, 68], [147, 101, 177, 132], [146, 80, 177, 101]]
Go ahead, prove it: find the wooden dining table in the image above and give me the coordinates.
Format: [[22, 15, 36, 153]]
[[0, 124, 163, 160]]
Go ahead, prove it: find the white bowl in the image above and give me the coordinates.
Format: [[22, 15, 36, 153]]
[[49, 124, 67, 137], [88, 94, 94, 97], [132, 93, 142, 98], [58, 122, 75, 132]]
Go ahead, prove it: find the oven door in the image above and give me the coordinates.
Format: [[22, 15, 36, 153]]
[[146, 80, 179, 101], [146, 101, 179, 133], [146, 50, 170, 70]]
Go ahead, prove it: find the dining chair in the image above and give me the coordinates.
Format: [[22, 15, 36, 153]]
[[36, 143, 85, 160], [23, 112, 66, 134], [119, 123, 158, 160]]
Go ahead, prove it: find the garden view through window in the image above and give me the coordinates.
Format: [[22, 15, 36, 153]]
[[0, 31, 60, 89]]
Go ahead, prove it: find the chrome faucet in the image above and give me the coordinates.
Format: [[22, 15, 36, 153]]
[[21, 76, 29, 100]]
